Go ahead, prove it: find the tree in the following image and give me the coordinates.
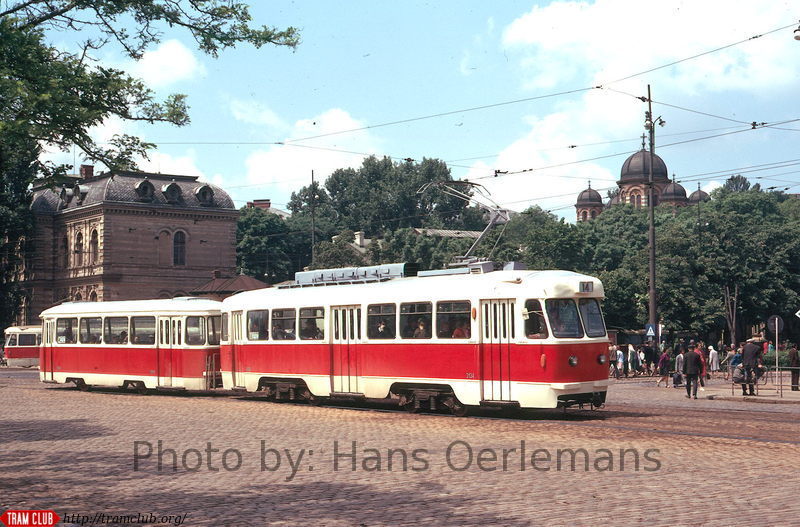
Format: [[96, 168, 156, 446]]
[[312, 230, 365, 269], [236, 206, 293, 284], [1, 1, 298, 324]]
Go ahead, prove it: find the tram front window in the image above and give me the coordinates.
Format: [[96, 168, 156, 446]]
[[545, 299, 584, 338], [578, 298, 606, 337]]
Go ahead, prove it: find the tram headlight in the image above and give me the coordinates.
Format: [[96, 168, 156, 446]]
[[568, 355, 579, 367], [598, 354, 607, 365]]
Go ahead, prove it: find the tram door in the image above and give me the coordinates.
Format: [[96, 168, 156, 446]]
[[480, 299, 515, 402], [331, 306, 361, 394], [41, 320, 55, 381], [230, 311, 246, 388], [157, 317, 181, 387]]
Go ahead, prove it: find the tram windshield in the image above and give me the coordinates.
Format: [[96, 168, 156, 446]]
[[545, 299, 584, 339], [578, 298, 606, 337]]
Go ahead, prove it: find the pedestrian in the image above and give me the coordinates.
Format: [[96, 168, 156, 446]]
[[683, 344, 703, 399], [788, 344, 799, 392], [609, 344, 619, 379], [708, 345, 720, 379], [628, 343, 639, 377], [656, 348, 671, 387], [673, 347, 685, 387], [741, 336, 763, 396], [616, 346, 625, 379]]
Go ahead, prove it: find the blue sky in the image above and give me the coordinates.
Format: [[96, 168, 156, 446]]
[[49, 1, 800, 220]]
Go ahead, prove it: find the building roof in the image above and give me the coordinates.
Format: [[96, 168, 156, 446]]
[[618, 149, 669, 184], [412, 228, 482, 239], [576, 186, 603, 206], [31, 170, 235, 215], [190, 273, 268, 295], [689, 188, 711, 202], [661, 181, 688, 202]]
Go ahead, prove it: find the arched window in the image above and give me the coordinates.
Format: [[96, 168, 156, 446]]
[[632, 193, 642, 208], [580, 210, 587, 221], [173, 231, 186, 266], [590, 210, 597, 219], [90, 230, 99, 265], [75, 232, 83, 267], [61, 235, 69, 269]]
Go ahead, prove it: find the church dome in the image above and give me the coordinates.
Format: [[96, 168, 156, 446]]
[[688, 188, 710, 202], [576, 186, 603, 206], [661, 181, 687, 202], [619, 149, 669, 184]]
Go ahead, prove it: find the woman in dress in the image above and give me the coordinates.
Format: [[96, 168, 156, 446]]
[[655, 348, 672, 387]]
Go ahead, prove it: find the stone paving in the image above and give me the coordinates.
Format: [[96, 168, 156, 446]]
[[2, 369, 799, 526]]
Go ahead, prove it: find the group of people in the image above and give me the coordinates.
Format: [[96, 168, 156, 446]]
[[610, 335, 800, 396]]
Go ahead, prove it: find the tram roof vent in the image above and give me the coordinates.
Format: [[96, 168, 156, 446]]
[[287, 262, 418, 288]]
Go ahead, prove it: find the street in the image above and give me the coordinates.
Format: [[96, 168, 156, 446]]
[[2, 369, 799, 526]]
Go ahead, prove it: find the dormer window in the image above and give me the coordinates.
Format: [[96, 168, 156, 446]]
[[162, 181, 181, 204], [195, 184, 214, 206], [135, 179, 155, 201]]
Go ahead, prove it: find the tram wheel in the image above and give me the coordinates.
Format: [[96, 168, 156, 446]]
[[136, 383, 149, 395], [451, 403, 469, 417], [75, 380, 90, 392], [399, 393, 420, 413]]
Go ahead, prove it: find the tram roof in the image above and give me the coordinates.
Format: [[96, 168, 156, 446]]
[[223, 269, 604, 310], [4, 325, 41, 334], [40, 297, 222, 317]]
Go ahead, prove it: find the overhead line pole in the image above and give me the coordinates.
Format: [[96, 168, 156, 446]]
[[645, 84, 659, 346]]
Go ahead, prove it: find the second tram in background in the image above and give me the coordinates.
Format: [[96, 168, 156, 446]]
[[3, 325, 42, 367], [39, 298, 222, 391], [220, 262, 611, 415]]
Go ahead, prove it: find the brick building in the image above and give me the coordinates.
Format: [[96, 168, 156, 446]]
[[19, 166, 238, 324]]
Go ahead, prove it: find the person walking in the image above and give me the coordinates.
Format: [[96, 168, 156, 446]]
[[673, 347, 685, 387], [788, 344, 799, 391], [656, 348, 671, 387], [741, 337, 763, 396], [616, 346, 625, 378], [683, 344, 703, 399], [708, 345, 720, 379]]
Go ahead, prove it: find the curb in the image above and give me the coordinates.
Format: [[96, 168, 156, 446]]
[[705, 394, 800, 405]]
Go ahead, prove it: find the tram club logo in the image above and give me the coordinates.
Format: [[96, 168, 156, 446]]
[[0, 510, 60, 527]]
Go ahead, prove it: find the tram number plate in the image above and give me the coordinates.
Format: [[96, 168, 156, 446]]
[[579, 281, 593, 293], [465, 373, 475, 379]]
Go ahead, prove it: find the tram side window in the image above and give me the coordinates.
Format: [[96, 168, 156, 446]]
[[272, 309, 296, 340], [131, 316, 156, 345], [79, 317, 102, 344], [19, 334, 37, 346], [578, 298, 607, 337], [436, 301, 471, 339], [300, 307, 324, 340], [221, 313, 229, 342], [367, 304, 395, 339], [207, 316, 221, 345], [7, 334, 17, 346], [524, 300, 548, 339], [105, 317, 129, 344], [56, 318, 77, 344], [247, 310, 269, 341], [186, 316, 206, 345], [400, 302, 432, 339], [545, 299, 585, 339]]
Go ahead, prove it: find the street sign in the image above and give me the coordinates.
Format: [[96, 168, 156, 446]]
[[768, 315, 784, 334], [644, 324, 656, 338], [795, 308, 800, 320]]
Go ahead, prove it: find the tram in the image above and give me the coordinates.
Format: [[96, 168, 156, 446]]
[[3, 325, 42, 367], [220, 262, 611, 414], [39, 298, 222, 391]]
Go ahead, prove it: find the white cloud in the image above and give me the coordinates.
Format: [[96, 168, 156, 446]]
[[138, 149, 206, 179], [230, 99, 287, 130], [128, 39, 206, 88], [241, 108, 382, 205]]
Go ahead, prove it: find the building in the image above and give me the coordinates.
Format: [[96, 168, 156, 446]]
[[246, 199, 291, 219], [19, 166, 238, 324], [575, 146, 709, 222]]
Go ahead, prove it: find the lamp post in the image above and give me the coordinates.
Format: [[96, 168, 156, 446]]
[[643, 84, 664, 346]]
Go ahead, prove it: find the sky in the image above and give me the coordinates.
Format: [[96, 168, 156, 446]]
[[47, 1, 800, 221]]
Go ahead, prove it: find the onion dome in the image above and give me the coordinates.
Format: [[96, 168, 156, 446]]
[[689, 188, 710, 202], [619, 148, 669, 184], [576, 184, 603, 206], [660, 179, 688, 203]]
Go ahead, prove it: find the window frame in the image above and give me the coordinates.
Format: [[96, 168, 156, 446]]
[[435, 300, 471, 339], [400, 302, 432, 340]]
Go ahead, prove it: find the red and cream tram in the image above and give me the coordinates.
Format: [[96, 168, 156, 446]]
[[220, 263, 611, 414], [3, 325, 42, 368], [39, 298, 222, 391]]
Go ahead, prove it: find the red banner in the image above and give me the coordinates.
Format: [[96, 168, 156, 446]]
[[0, 510, 60, 527]]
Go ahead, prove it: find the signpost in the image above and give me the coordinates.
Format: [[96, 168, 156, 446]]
[[644, 324, 656, 340]]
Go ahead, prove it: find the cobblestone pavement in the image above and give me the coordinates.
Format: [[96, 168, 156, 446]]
[[2, 369, 799, 527]]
